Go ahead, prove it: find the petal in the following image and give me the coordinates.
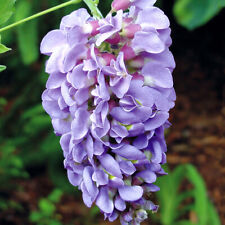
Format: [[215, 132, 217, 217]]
[[71, 108, 90, 140], [83, 166, 98, 200], [111, 75, 132, 98], [72, 143, 87, 163], [136, 7, 169, 30], [115, 195, 126, 211], [136, 170, 157, 183], [81, 182, 93, 208], [98, 154, 122, 179], [119, 160, 136, 175], [144, 112, 169, 131], [132, 31, 165, 54], [46, 72, 65, 89], [133, 134, 148, 149], [118, 185, 143, 202], [112, 144, 146, 160], [96, 186, 114, 214], [67, 170, 82, 186], [40, 30, 66, 54], [63, 44, 87, 72], [74, 88, 89, 105], [142, 62, 173, 88], [92, 169, 108, 185], [68, 64, 88, 89]]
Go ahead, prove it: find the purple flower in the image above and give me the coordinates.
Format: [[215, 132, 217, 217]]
[[41, 1, 175, 224]]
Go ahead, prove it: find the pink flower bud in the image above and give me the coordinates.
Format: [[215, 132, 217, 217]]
[[89, 20, 100, 36], [101, 53, 116, 66], [121, 44, 136, 60], [123, 23, 141, 39], [112, 0, 130, 11], [106, 32, 121, 45]]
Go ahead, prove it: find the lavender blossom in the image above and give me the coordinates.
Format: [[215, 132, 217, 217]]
[[41, 1, 175, 224]]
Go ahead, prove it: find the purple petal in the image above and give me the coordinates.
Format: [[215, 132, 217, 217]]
[[118, 185, 143, 202], [67, 170, 82, 186], [119, 160, 136, 175], [68, 64, 88, 89], [142, 62, 173, 88], [112, 144, 146, 160], [74, 88, 89, 105], [136, 170, 157, 183], [115, 195, 126, 211], [98, 154, 122, 179], [46, 72, 65, 89], [133, 134, 148, 149], [71, 108, 90, 140], [83, 166, 98, 200], [144, 112, 169, 131], [63, 44, 87, 72], [132, 31, 165, 54], [136, 7, 170, 30], [72, 143, 87, 163], [81, 182, 93, 208], [92, 169, 108, 185], [40, 30, 66, 54], [96, 186, 114, 214]]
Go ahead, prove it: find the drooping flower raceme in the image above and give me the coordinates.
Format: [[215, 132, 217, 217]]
[[41, 1, 175, 224]]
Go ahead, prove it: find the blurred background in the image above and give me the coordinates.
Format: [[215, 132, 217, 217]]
[[0, 0, 224, 224]]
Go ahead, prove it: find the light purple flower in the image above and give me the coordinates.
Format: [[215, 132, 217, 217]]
[[41, 2, 176, 224]]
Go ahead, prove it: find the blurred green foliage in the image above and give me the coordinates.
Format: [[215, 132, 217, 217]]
[[30, 189, 63, 225], [173, 0, 225, 30], [153, 164, 221, 225]]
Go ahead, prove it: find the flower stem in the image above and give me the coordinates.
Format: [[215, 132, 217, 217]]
[[83, 0, 103, 19], [0, 0, 82, 33]]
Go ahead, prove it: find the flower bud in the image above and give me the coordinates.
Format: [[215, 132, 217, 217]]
[[121, 44, 136, 60], [123, 23, 141, 39], [112, 0, 130, 11]]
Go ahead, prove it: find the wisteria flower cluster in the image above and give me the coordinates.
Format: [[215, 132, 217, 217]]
[[41, 0, 175, 224]]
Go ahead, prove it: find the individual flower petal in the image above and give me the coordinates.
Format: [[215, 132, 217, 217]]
[[112, 144, 146, 160], [98, 154, 122, 179], [71, 108, 90, 140], [118, 185, 143, 201], [40, 30, 66, 54], [96, 186, 114, 214]]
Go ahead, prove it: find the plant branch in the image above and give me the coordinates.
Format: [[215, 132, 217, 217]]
[[0, 0, 82, 33], [83, 0, 103, 19]]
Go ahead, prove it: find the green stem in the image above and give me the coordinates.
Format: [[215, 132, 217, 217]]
[[0, 0, 82, 33], [83, 0, 103, 19]]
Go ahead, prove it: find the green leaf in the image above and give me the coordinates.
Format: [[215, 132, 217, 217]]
[[48, 189, 63, 203], [0, 0, 16, 25], [173, 0, 224, 30], [0, 43, 11, 54], [15, 0, 38, 65], [39, 199, 56, 215], [207, 200, 221, 225], [0, 65, 6, 72], [185, 165, 208, 225]]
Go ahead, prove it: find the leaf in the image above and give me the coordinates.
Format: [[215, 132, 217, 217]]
[[207, 200, 221, 225], [173, 0, 223, 30], [15, 0, 38, 65], [0, 65, 6, 72], [0, 0, 16, 25], [185, 165, 208, 225], [0, 43, 11, 54], [39, 199, 56, 215], [48, 189, 63, 203]]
